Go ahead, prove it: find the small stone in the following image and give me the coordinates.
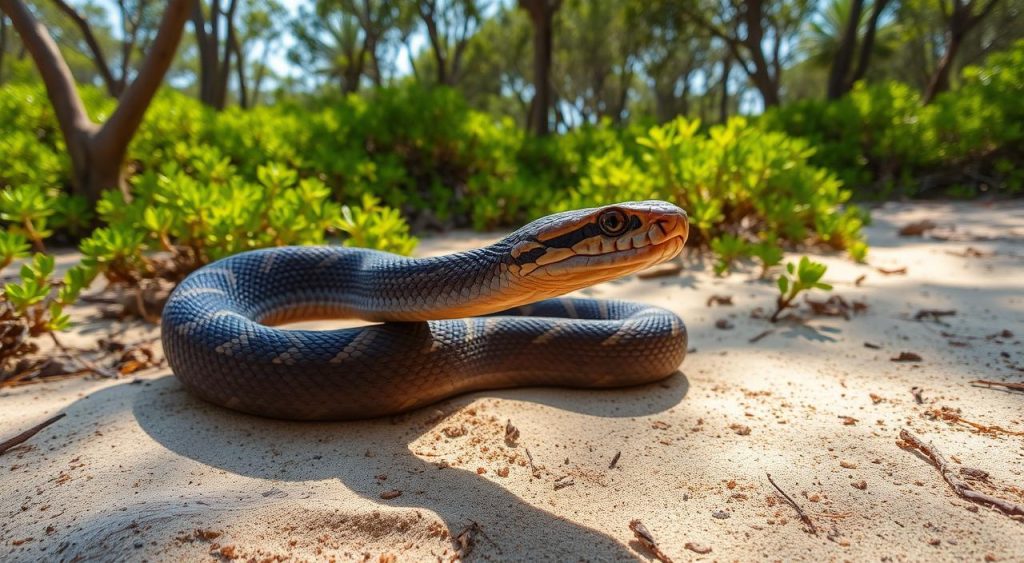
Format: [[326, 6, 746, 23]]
[[928, 538, 941, 546], [840, 460, 858, 469], [712, 510, 730, 519], [380, 490, 402, 500], [715, 319, 734, 330], [852, 480, 867, 490], [134, 541, 144, 549]]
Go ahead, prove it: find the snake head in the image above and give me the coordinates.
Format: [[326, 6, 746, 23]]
[[504, 200, 689, 291]]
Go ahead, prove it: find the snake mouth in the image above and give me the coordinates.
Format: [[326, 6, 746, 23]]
[[516, 207, 688, 291]]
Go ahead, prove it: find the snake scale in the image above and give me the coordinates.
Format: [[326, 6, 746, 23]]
[[162, 200, 690, 420]]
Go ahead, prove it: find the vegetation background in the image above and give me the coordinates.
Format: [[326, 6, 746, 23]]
[[0, 0, 1022, 376]]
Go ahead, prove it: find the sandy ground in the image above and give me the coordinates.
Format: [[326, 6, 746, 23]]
[[1, 201, 1023, 562]]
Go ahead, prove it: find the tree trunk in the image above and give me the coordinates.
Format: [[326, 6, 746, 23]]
[[923, 0, 1000, 104], [50, 0, 122, 97], [848, 0, 891, 87], [420, 2, 448, 85], [192, 0, 237, 109], [719, 55, 731, 123], [520, 0, 558, 136], [827, 0, 864, 99], [923, 31, 962, 103], [231, 33, 247, 108], [0, 0, 189, 204], [0, 14, 7, 85]]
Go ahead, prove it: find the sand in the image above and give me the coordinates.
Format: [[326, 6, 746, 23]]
[[1, 201, 1022, 562]]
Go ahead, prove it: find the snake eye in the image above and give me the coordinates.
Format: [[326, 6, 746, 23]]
[[597, 209, 629, 237]]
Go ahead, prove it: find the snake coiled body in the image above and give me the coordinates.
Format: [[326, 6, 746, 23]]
[[162, 201, 689, 420]]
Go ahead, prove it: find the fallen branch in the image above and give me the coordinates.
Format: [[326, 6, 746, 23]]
[[766, 472, 817, 535], [971, 379, 1024, 392], [898, 429, 1024, 519], [0, 413, 65, 455], [925, 407, 1024, 437]]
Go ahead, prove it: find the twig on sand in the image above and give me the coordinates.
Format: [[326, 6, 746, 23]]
[[749, 329, 775, 343], [897, 429, 1024, 519], [525, 448, 541, 478], [609, 451, 621, 469], [766, 473, 817, 535], [971, 379, 1024, 392], [0, 413, 65, 456], [925, 407, 1024, 436], [629, 519, 673, 563]]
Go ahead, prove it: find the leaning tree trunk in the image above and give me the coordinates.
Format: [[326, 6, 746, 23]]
[[827, 0, 865, 100], [0, 0, 189, 204]]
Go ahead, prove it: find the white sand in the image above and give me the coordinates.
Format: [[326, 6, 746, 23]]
[[2, 201, 1023, 562]]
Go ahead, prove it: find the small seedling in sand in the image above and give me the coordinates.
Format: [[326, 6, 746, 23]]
[[771, 257, 831, 322]]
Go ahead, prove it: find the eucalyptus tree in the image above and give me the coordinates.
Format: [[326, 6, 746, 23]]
[[682, 0, 814, 107], [0, 0, 190, 203]]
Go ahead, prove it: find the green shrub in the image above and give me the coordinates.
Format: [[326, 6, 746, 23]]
[[762, 40, 1024, 197], [1, 250, 95, 375]]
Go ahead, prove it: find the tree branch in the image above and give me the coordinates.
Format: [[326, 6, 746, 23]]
[[49, 0, 119, 96], [95, 0, 189, 154], [0, 0, 93, 136]]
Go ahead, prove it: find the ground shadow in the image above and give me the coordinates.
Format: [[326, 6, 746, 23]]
[[127, 371, 689, 558]]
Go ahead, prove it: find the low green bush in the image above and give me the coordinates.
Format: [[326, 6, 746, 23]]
[[1, 249, 93, 376], [1, 62, 876, 306], [762, 40, 1024, 197]]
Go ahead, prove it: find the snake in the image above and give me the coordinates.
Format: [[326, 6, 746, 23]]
[[161, 200, 690, 420]]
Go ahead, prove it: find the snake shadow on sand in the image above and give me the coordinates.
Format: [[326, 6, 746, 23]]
[[131, 369, 689, 559]]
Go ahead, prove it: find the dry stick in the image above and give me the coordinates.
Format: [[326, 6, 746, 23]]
[[0, 413, 65, 455], [766, 472, 818, 535], [898, 429, 1024, 518], [609, 451, 621, 469], [971, 379, 1024, 392]]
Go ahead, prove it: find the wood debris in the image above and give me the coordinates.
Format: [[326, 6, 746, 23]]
[[684, 542, 712, 554], [914, 309, 957, 322], [892, 352, 923, 362], [609, 451, 621, 469], [0, 413, 65, 456], [898, 220, 937, 237], [706, 295, 733, 307], [971, 379, 1024, 392], [450, 521, 484, 562], [924, 406, 1024, 437], [504, 419, 520, 446], [876, 266, 908, 275], [898, 429, 1024, 519], [628, 520, 673, 563], [766, 473, 817, 535], [553, 475, 575, 490], [804, 295, 867, 320]]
